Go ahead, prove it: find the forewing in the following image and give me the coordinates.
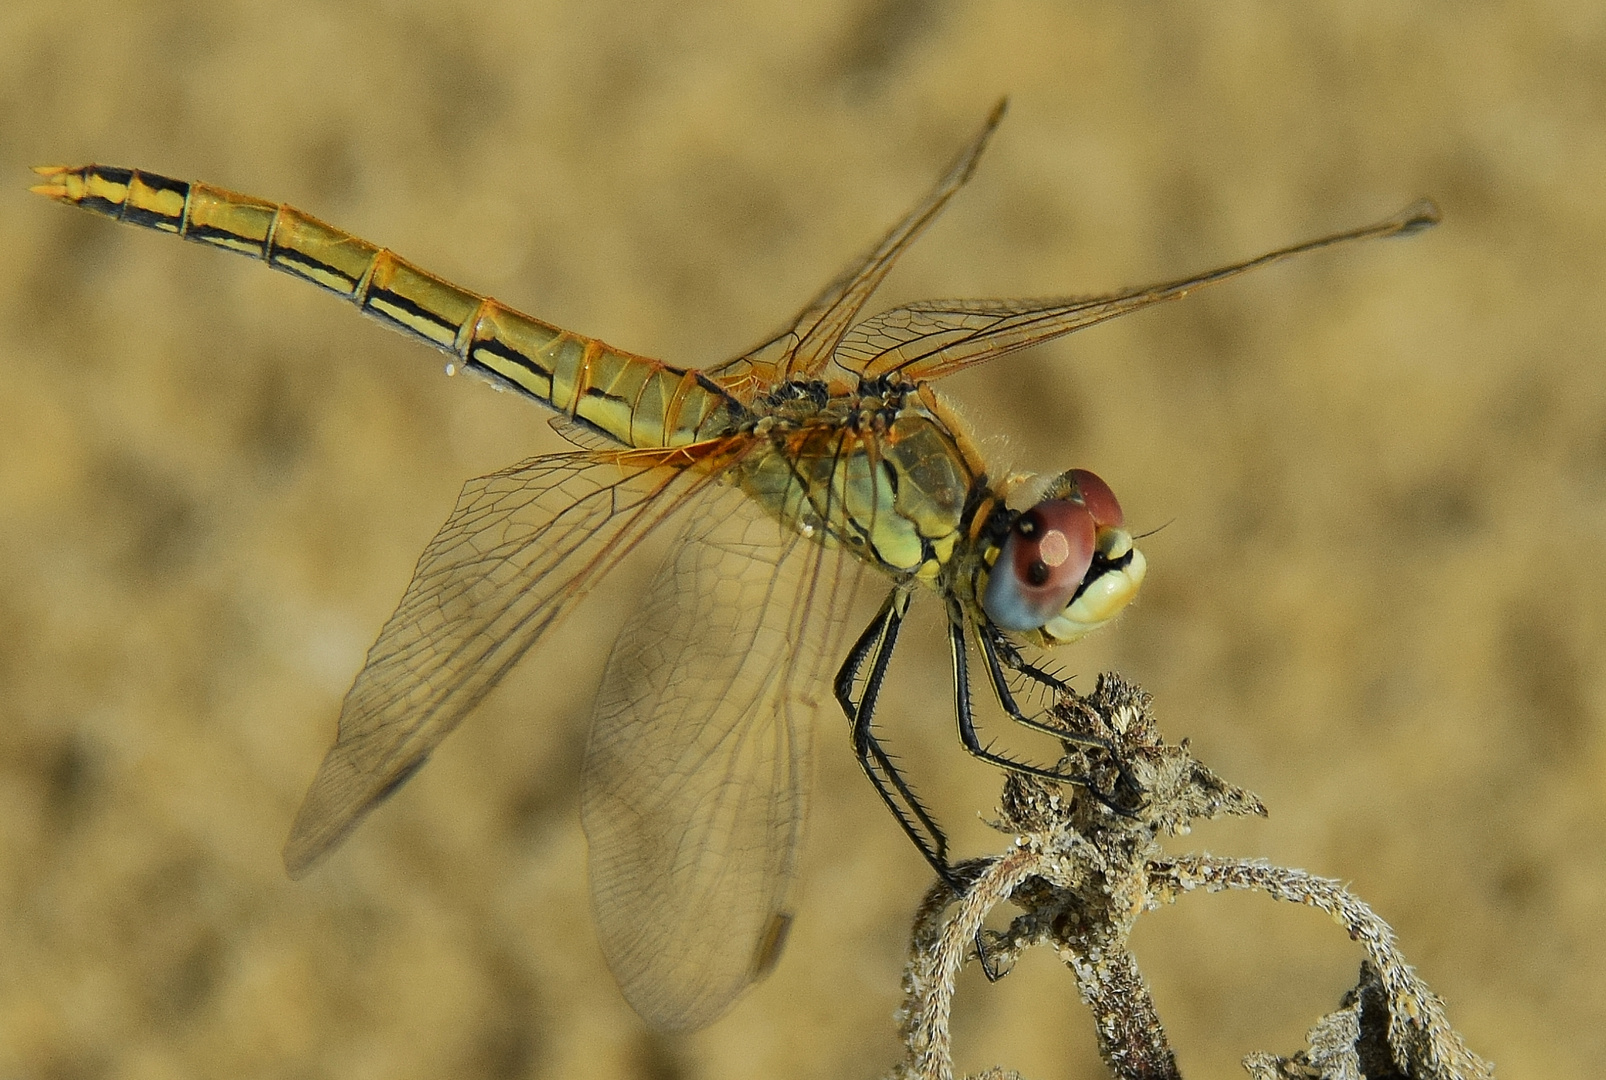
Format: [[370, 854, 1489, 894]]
[[582, 486, 870, 1030], [283, 444, 738, 877], [836, 199, 1442, 382], [834, 295, 1140, 381], [705, 101, 1006, 397]]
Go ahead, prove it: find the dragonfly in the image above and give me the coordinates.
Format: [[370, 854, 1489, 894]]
[[32, 101, 1437, 1030]]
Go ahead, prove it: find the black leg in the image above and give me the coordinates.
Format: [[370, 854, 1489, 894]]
[[978, 626, 1112, 752], [972, 617, 1146, 815], [834, 596, 889, 714], [941, 617, 1032, 984], [986, 630, 1070, 694], [836, 589, 960, 889], [948, 613, 1103, 787]]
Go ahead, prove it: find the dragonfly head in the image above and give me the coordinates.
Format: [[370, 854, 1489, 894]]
[[979, 469, 1147, 646]]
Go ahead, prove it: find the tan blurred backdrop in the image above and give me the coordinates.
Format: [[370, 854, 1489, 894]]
[[2, 2, 1603, 1078]]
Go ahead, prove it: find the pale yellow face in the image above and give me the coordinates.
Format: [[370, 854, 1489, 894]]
[[1035, 532, 1147, 646]]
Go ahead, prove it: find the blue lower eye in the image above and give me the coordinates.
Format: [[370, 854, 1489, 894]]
[[982, 538, 1054, 631]]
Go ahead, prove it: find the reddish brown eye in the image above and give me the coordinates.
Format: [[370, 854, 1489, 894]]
[[983, 500, 1097, 631], [1068, 469, 1124, 529]]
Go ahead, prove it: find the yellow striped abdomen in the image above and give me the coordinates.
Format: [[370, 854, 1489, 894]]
[[30, 164, 742, 449]]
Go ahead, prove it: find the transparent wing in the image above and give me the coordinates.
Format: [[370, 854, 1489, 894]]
[[283, 440, 744, 877], [547, 413, 621, 451], [834, 198, 1442, 382], [582, 485, 870, 1030], [705, 100, 1007, 399]]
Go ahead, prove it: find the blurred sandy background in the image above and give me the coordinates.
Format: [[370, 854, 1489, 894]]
[[2, 2, 1604, 1077]]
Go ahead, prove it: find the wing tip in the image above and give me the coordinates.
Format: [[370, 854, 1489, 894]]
[[954, 98, 1010, 185], [1391, 197, 1442, 236], [281, 835, 321, 880], [280, 745, 437, 879], [281, 790, 346, 880]]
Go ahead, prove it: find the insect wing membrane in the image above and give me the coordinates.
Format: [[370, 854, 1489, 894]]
[[706, 100, 1006, 395], [283, 448, 727, 877], [834, 297, 1113, 380], [583, 485, 870, 1030], [834, 201, 1441, 383]]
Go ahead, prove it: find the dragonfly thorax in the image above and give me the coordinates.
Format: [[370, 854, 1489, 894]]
[[735, 380, 981, 583], [744, 377, 913, 432]]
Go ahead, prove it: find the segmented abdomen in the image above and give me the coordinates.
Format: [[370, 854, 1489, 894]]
[[31, 165, 741, 449]]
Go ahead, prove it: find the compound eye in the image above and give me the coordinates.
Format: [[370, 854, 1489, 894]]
[[981, 500, 1097, 631], [1067, 469, 1124, 529]]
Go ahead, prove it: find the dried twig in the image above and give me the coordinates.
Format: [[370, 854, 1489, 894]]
[[886, 673, 1492, 1080]]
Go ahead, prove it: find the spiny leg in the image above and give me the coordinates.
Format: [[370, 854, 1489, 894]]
[[835, 589, 959, 890], [947, 612, 1101, 787], [937, 613, 1024, 982], [968, 618, 1145, 813], [977, 625, 1111, 751], [985, 630, 1071, 699], [837, 594, 947, 864]]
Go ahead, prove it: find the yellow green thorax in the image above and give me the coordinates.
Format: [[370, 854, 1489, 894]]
[[734, 381, 984, 583]]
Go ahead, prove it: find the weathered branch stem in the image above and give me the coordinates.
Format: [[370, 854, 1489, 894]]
[[884, 673, 1492, 1080]]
